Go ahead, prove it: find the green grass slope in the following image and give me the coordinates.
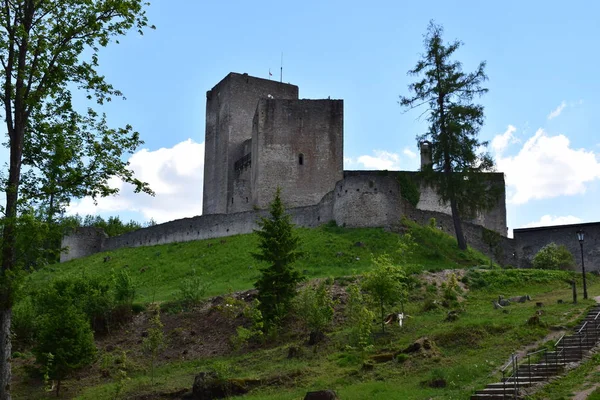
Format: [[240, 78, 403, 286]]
[[29, 220, 489, 304], [65, 270, 596, 400], [17, 220, 595, 400]]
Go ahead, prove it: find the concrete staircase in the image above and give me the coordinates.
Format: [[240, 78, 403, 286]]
[[470, 305, 600, 400]]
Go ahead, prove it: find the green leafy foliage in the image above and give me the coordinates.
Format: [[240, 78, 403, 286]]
[[231, 299, 264, 350], [399, 21, 499, 250], [361, 255, 408, 333], [345, 284, 374, 349], [0, 2, 154, 394], [76, 215, 152, 237], [533, 243, 576, 270], [142, 304, 164, 385], [33, 304, 96, 396], [295, 280, 336, 337], [34, 276, 113, 333], [113, 268, 136, 306], [464, 268, 574, 290], [397, 172, 421, 207], [253, 188, 304, 327], [177, 269, 209, 308], [11, 296, 37, 348]]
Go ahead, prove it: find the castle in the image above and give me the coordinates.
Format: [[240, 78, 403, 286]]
[[201, 72, 506, 233], [203, 72, 343, 215], [60, 72, 598, 273]]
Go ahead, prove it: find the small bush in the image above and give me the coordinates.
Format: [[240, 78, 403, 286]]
[[231, 299, 263, 349], [113, 268, 136, 305], [361, 255, 407, 333], [178, 269, 209, 308], [34, 276, 113, 333], [294, 280, 335, 338], [346, 284, 374, 349], [142, 304, 164, 384], [34, 305, 96, 396], [533, 243, 576, 270]]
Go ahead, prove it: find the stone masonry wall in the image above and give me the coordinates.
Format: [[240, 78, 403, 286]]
[[413, 172, 507, 236], [402, 203, 517, 267], [513, 222, 600, 272], [252, 99, 343, 210], [333, 174, 401, 228], [62, 175, 403, 262], [60, 227, 108, 262]]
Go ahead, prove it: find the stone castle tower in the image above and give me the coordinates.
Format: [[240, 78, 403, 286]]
[[203, 72, 343, 214]]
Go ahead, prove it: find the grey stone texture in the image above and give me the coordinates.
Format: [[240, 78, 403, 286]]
[[203, 73, 299, 215], [414, 172, 507, 236], [252, 99, 343, 210], [60, 227, 107, 262], [513, 222, 600, 271]]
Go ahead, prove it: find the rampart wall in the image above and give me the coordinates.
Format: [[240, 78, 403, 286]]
[[64, 174, 599, 273], [513, 223, 600, 272], [62, 175, 392, 262]]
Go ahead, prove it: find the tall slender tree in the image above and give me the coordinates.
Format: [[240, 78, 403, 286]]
[[0, 2, 153, 397], [252, 188, 303, 328], [400, 21, 499, 250]]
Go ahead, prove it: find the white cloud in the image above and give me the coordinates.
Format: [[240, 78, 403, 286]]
[[491, 125, 517, 154], [403, 148, 417, 159], [522, 215, 583, 228], [356, 150, 401, 170], [547, 101, 566, 120], [67, 139, 205, 223], [494, 128, 600, 204]]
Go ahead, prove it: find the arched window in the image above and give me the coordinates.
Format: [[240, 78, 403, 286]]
[[299, 153, 304, 165]]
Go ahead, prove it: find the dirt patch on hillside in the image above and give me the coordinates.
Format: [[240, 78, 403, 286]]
[[419, 269, 467, 291]]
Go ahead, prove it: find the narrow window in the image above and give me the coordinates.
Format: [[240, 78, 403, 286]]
[[298, 153, 304, 165], [231, 197, 234, 204]]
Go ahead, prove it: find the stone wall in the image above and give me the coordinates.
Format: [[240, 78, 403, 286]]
[[333, 174, 401, 228], [402, 203, 517, 267], [203, 73, 299, 215], [252, 99, 343, 210], [62, 175, 400, 262], [513, 222, 600, 272], [60, 227, 108, 262], [413, 173, 507, 236]]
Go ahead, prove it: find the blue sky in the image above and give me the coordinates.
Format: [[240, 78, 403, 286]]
[[62, 0, 600, 236]]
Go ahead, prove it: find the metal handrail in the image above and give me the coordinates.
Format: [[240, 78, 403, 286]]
[[554, 334, 565, 347], [495, 309, 600, 399], [501, 353, 518, 399], [577, 321, 589, 334]]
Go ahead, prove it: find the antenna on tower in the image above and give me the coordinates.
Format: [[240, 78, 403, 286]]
[[280, 52, 283, 83]]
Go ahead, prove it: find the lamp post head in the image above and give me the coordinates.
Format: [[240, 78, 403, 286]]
[[577, 229, 585, 244]]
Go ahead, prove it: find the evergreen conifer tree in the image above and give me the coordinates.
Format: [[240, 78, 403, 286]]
[[400, 21, 500, 250], [253, 188, 303, 327]]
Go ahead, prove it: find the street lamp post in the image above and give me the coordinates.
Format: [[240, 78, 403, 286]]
[[577, 229, 588, 300]]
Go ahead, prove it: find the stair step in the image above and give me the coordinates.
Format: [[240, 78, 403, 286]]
[[487, 382, 533, 389], [503, 376, 547, 382], [476, 388, 520, 395], [471, 394, 517, 400], [472, 303, 600, 398]]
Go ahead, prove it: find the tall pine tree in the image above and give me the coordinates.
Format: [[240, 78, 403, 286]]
[[400, 21, 499, 250], [253, 188, 303, 327]]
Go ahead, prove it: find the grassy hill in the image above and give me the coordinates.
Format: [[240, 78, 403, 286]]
[[12, 220, 598, 399], [28, 220, 489, 305]]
